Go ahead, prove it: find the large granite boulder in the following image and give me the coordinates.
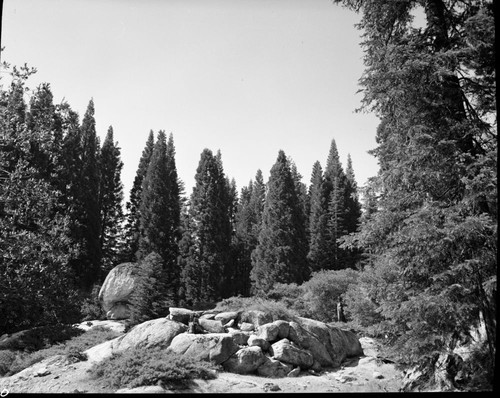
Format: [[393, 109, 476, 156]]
[[214, 311, 240, 325], [269, 338, 314, 369], [327, 326, 363, 365], [199, 318, 226, 333], [114, 318, 187, 352], [222, 346, 267, 374], [98, 262, 139, 320], [288, 321, 334, 367], [169, 333, 239, 365], [168, 307, 202, 325]]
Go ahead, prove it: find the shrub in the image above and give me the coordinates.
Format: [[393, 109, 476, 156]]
[[214, 295, 298, 322], [0, 325, 121, 376], [300, 269, 360, 322], [89, 347, 218, 389], [129, 252, 172, 327], [0, 350, 16, 376], [80, 284, 105, 321]]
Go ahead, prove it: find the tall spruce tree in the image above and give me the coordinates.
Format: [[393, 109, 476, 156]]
[[123, 130, 154, 261], [233, 170, 266, 296], [250, 150, 309, 294], [341, 154, 362, 267], [75, 99, 102, 290], [138, 131, 181, 303], [307, 161, 330, 271], [336, 0, 496, 382], [98, 126, 124, 274], [179, 148, 232, 306], [324, 139, 348, 269]]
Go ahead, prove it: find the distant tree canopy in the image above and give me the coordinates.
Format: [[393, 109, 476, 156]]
[[0, 58, 363, 330]]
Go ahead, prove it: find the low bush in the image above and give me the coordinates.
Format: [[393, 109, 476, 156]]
[[80, 284, 106, 321], [214, 296, 298, 322], [0, 325, 121, 376], [89, 347, 218, 390]]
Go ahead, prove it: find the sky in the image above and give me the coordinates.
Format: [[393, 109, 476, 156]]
[[1, 0, 380, 201]]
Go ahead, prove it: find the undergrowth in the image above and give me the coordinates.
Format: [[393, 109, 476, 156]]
[[213, 296, 299, 322], [0, 326, 121, 377], [89, 347, 219, 390]]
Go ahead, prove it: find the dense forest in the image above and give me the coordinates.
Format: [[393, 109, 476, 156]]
[[0, 0, 496, 391]]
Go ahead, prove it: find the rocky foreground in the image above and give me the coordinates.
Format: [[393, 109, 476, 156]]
[[0, 307, 406, 393]]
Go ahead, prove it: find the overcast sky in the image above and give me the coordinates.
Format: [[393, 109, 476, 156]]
[[1, 0, 380, 201]]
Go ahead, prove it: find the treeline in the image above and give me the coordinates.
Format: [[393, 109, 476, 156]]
[[0, 61, 362, 333]]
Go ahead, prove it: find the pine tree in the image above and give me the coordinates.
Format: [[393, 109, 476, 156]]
[[98, 126, 124, 274], [250, 150, 309, 294], [138, 131, 181, 303], [233, 170, 266, 296], [336, 0, 496, 379], [179, 149, 232, 306], [340, 154, 362, 267], [123, 130, 154, 261], [307, 161, 330, 271], [73, 99, 102, 290], [324, 139, 348, 270]]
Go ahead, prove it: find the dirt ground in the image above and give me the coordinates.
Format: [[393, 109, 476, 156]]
[[0, 336, 404, 394]]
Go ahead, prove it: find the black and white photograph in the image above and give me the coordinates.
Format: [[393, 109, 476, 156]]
[[0, 0, 496, 393]]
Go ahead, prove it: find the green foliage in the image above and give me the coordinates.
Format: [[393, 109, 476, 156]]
[[129, 252, 172, 326], [89, 347, 218, 390]]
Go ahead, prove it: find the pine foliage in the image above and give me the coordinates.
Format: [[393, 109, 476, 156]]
[[250, 150, 309, 294]]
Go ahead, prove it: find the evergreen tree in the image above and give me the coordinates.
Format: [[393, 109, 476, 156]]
[[74, 99, 102, 290], [336, 0, 496, 382], [138, 131, 181, 303], [341, 154, 362, 267], [179, 149, 232, 306], [128, 252, 170, 327], [233, 170, 266, 296], [98, 126, 124, 274], [324, 139, 348, 269], [123, 130, 154, 261], [307, 161, 330, 271], [0, 63, 80, 332], [250, 150, 309, 294]]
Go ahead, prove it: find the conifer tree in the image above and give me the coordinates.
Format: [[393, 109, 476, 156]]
[[74, 99, 102, 290], [123, 130, 154, 261], [138, 131, 181, 303], [324, 139, 348, 270], [250, 150, 309, 294], [341, 154, 362, 267], [179, 149, 232, 306], [307, 161, 330, 271], [98, 126, 124, 273], [336, 0, 496, 379], [232, 170, 266, 296]]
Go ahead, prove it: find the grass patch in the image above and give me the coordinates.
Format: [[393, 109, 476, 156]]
[[214, 296, 299, 322], [0, 325, 121, 377], [89, 347, 219, 390]]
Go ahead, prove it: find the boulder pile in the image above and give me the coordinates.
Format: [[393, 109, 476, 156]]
[[87, 307, 363, 379]]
